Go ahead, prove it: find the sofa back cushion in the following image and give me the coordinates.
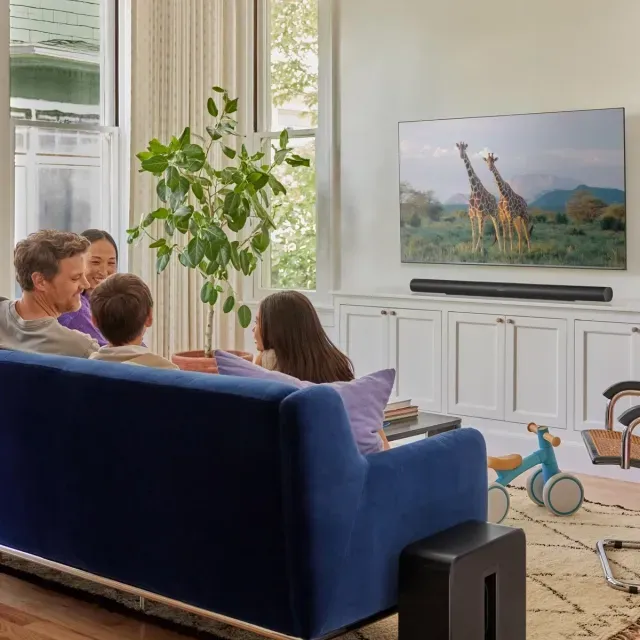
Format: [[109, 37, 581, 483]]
[[215, 350, 395, 455], [0, 350, 310, 635]]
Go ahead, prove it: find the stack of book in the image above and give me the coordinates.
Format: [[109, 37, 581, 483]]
[[384, 398, 419, 424]]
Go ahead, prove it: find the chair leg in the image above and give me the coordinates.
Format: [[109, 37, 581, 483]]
[[597, 539, 640, 594]]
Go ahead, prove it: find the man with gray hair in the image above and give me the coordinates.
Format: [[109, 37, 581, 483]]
[[0, 230, 99, 357]]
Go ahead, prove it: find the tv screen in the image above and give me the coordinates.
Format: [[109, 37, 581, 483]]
[[398, 108, 626, 269]]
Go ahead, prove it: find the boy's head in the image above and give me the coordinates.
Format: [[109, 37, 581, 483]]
[[90, 274, 153, 346]]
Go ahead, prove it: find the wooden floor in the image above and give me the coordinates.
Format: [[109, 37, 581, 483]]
[[0, 474, 637, 639]]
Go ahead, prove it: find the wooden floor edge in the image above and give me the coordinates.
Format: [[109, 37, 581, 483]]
[[0, 544, 301, 640]]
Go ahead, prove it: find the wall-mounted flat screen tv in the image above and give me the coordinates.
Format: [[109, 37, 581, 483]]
[[398, 108, 626, 269]]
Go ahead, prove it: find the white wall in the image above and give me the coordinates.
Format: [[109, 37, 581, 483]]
[[338, 0, 640, 299]]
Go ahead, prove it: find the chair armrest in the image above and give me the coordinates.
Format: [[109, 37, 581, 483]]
[[603, 381, 640, 400], [618, 405, 640, 428]]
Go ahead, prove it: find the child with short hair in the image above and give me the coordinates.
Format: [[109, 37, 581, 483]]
[[89, 273, 177, 370]]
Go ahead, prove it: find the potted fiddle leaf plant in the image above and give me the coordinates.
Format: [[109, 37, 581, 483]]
[[128, 86, 310, 372]]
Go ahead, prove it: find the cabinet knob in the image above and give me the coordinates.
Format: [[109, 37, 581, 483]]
[[496, 317, 505, 323], [633, 327, 640, 333], [507, 319, 515, 324], [381, 310, 388, 315], [390, 310, 397, 316]]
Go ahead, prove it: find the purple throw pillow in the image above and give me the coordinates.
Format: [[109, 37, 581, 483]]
[[214, 350, 395, 455]]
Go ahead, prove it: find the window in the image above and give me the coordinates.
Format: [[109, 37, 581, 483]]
[[254, 0, 319, 292], [9, 0, 122, 251]]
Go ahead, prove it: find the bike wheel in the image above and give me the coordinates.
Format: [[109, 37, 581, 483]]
[[543, 473, 584, 517], [526, 468, 545, 507], [488, 483, 510, 524]]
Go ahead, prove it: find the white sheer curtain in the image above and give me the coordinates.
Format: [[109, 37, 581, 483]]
[[129, 0, 246, 358]]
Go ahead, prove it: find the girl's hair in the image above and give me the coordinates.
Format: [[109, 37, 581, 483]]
[[259, 290, 355, 383], [81, 229, 118, 262]]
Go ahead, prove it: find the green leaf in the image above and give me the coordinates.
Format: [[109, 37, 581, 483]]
[[217, 242, 231, 267], [179, 127, 190, 147], [248, 172, 269, 190], [229, 241, 241, 270], [178, 251, 191, 268], [268, 175, 286, 196], [141, 155, 168, 174], [142, 212, 155, 228], [200, 281, 218, 305], [274, 149, 288, 165], [136, 151, 154, 162], [249, 192, 276, 228], [250, 151, 265, 162], [285, 154, 311, 168], [156, 179, 168, 203], [169, 176, 190, 211], [204, 258, 218, 276], [239, 249, 251, 275], [223, 192, 241, 217], [164, 218, 176, 235], [206, 126, 222, 141], [169, 136, 181, 153], [186, 236, 207, 267], [149, 238, 167, 249], [182, 144, 206, 172], [225, 98, 239, 114], [212, 86, 225, 93], [223, 296, 235, 314], [222, 145, 237, 160], [149, 138, 169, 155], [165, 166, 180, 190], [251, 228, 270, 254], [279, 129, 289, 149], [156, 250, 171, 273], [207, 97, 219, 117], [191, 181, 204, 202], [175, 209, 193, 234], [234, 181, 248, 194], [237, 305, 252, 329], [227, 205, 248, 233], [126, 228, 141, 244]]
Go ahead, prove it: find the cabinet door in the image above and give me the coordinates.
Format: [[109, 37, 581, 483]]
[[575, 321, 640, 430], [448, 313, 505, 420], [505, 316, 567, 428], [339, 305, 389, 377], [389, 309, 442, 412]]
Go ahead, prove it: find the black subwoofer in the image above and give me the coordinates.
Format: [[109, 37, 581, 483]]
[[409, 279, 613, 303]]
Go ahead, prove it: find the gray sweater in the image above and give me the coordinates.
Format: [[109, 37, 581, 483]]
[[0, 300, 99, 358]]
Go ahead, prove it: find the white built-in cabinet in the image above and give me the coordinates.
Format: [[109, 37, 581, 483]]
[[447, 313, 566, 428], [339, 305, 442, 412], [334, 293, 640, 440], [574, 321, 640, 431]]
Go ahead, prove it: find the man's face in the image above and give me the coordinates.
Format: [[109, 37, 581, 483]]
[[38, 255, 90, 315]]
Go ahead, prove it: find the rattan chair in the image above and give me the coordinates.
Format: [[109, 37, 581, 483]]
[[582, 382, 640, 593]]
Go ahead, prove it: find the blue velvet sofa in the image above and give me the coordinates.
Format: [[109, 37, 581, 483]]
[[0, 350, 487, 639]]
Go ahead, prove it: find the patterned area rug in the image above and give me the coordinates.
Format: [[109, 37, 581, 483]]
[[2, 487, 640, 640]]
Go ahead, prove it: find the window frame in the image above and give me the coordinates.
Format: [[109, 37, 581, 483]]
[[1, 0, 129, 289], [245, 0, 338, 308]]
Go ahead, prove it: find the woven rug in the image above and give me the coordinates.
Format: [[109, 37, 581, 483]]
[[2, 487, 640, 640]]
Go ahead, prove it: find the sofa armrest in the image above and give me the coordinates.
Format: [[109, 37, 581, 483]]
[[365, 427, 488, 530], [278, 386, 487, 638]]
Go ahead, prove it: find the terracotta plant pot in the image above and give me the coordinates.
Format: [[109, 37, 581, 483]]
[[171, 349, 253, 374]]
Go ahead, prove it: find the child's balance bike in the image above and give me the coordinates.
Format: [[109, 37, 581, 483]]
[[488, 422, 584, 524]]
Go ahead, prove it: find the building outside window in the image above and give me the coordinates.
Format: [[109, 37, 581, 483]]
[[9, 0, 120, 246]]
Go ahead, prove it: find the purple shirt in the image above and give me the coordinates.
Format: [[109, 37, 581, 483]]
[[58, 292, 108, 346]]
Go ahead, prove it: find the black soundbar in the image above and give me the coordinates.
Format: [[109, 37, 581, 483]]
[[409, 279, 613, 303]]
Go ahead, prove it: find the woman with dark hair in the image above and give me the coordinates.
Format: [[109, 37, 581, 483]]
[[254, 290, 353, 383], [253, 290, 390, 448], [58, 229, 118, 345]]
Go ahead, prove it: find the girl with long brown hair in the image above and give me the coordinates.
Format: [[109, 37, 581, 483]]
[[253, 290, 390, 448]]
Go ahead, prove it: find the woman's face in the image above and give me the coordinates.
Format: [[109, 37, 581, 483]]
[[253, 310, 264, 351], [85, 239, 117, 292]]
